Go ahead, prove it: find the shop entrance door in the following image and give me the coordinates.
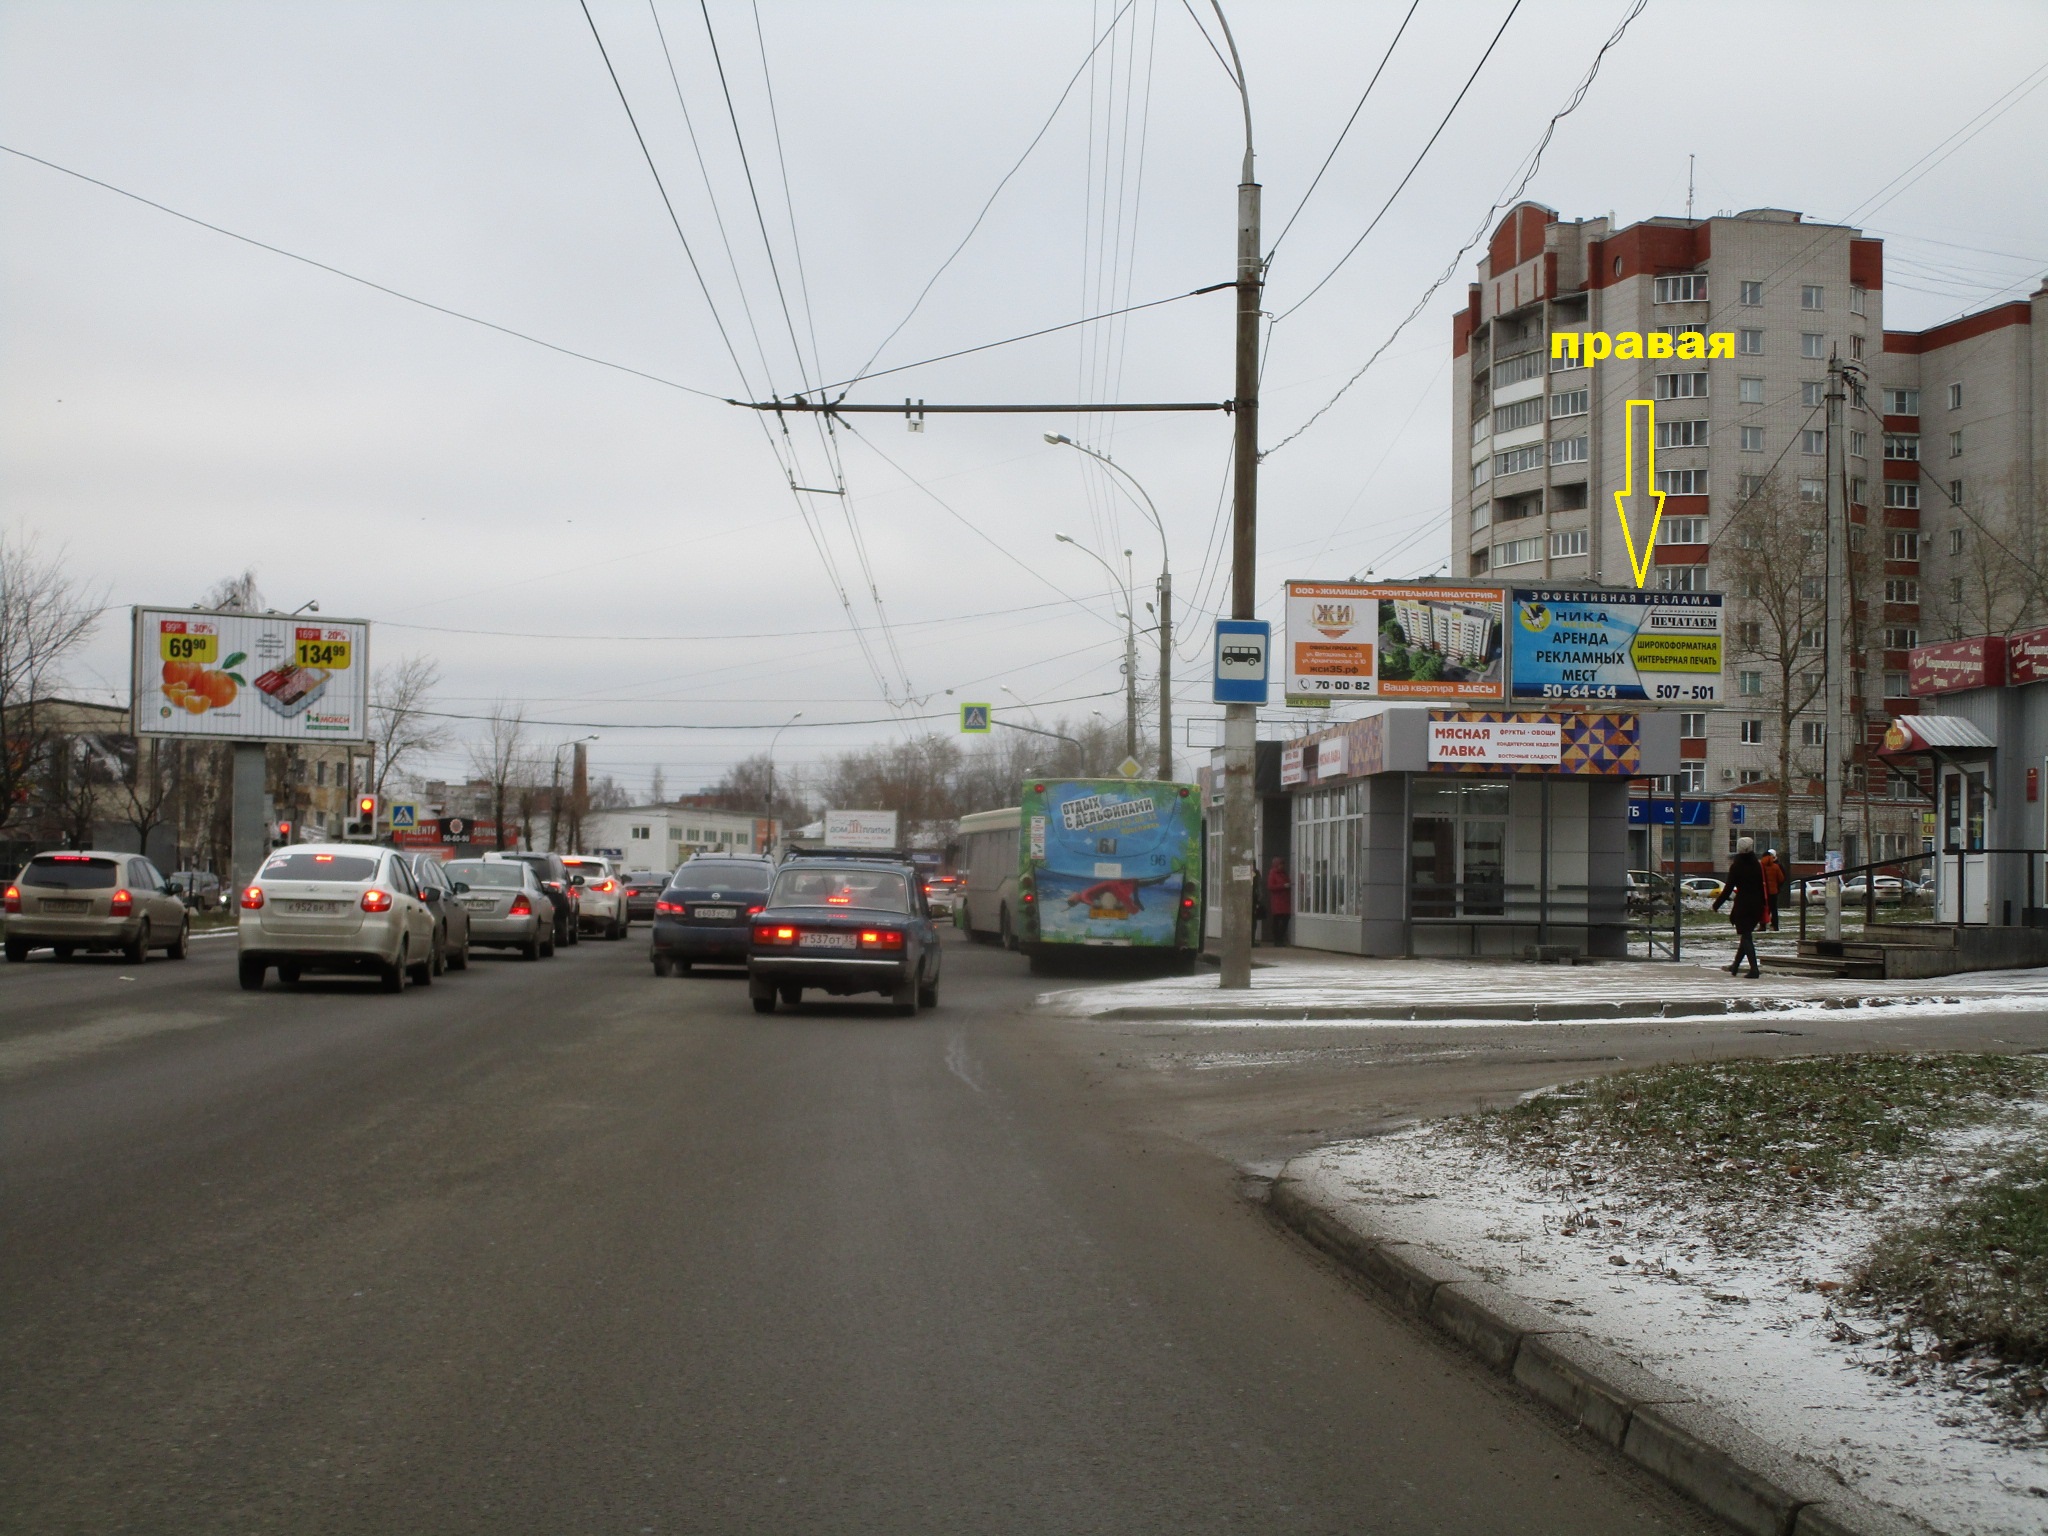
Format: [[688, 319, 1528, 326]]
[[1937, 767, 1990, 923]]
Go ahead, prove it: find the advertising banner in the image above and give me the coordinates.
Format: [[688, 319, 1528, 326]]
[[1909, 635, 2007, 695], [2008, 626, 2048, 685], [1427, 717, 1562, 765], [132, 606, 370, 741], [1508, 588, 1722, 704], [1018, 779, 1201, 949], [824, 809, 899, 849], [1285, 581, 1504, 702]]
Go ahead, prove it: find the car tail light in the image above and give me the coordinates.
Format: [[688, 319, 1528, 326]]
[[52, 853, 90, 861], [753, 924, 799, 946], [240, 885, 265, 910], [655, 898, 685, 914], [360, 889, 394, 913], [509, 894, 532, 915], [3, 884, 19, 914], [746, 904, 764, 916], [110, 888, 133, 916], [859, 929, 905, 950], [595, 879, 616, 893]]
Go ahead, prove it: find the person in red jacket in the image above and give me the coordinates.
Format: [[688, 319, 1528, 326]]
[[1758, 847, 1787, 931], [1265, 856, 1292, 946]]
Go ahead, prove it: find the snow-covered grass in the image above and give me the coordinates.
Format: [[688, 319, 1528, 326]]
[[1299, 1055, 2048, 1535]]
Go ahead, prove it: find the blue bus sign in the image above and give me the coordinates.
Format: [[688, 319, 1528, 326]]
[[1213, 620, 1270, 705]]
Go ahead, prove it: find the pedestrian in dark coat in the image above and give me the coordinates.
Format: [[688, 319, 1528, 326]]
[[1712, 836, 1767, 978], [1265, 856, 1292, 947]]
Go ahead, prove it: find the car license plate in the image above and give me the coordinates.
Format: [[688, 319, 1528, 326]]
[[40, 898, 88, 913], [801, 931, 857, 949], [281, 900, 343, 915], [694, 906, 738, 919], [463, 899, 496, 911]]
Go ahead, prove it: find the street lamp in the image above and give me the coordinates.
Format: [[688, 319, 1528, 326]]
[[1045, 435, 1173, 780], [766, 710, 804, 817], [1053, 533, 1139, 766]]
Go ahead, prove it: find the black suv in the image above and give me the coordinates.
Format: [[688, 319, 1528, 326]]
[[485, 852, 583, 946]]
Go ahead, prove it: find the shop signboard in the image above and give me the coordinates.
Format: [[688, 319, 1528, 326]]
[[824, 809, 899, 849], [1507, 588, 1722, 704], [1908, 635, 2006, 695], [1284, 581, 1504, 703], [2003, 626, 2048, 685], [1426, 717, 1562, 765], [131, 606, 370, 741], [1627, 799, 1712, 826]]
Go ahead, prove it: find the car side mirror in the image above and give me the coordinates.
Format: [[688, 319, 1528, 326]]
[[423, 887, 441, 902], [453, 881, 470, 894], [570, 874, 586, 886]]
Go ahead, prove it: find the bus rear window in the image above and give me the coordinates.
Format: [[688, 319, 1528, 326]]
[[22, 856, 121, 890]]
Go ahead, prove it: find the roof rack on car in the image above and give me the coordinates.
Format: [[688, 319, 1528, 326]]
[[779, 846, 909, 862]]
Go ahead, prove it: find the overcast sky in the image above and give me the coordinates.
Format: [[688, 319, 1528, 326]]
[[6, 0, 2045, 798]]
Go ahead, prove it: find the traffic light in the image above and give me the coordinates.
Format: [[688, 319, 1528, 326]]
[[346, 795, 376, 840], [271, 820, 293, 849]]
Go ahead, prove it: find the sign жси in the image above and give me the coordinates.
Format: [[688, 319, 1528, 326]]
[[1285, 581, 1504, 703]]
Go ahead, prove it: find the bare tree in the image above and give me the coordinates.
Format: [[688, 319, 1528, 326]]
[[369, 655, 449, 799], [111, 735, 177, 859], [201, 570, 266, 612], [586, 774, 631, 811], [1935, 469, 2048, 640], [464, 703, 526, 849], [0, 531, 104, 835], [649, 763, 668, 804], [701, 751, 810, 824]]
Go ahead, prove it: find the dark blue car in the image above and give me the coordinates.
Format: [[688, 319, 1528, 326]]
[[746, 858, 941, 1016], [649, 856, 774, 976]]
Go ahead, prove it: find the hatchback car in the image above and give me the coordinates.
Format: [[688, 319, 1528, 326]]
[[4, 851, 191, 963], [485, 852, 581, 946], [402, 852, 471, 971], [746, 858, 941, 1015], [444, 858, 553, 959], [651, 855, 774, 975], [237, 844, 437, 991], [561, 855, 629, 939]]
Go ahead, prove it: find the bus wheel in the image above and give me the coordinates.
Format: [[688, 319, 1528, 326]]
[[999, 906, 1017, 951]]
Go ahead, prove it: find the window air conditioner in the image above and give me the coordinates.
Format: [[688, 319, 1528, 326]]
[[1721, 768, 1735, 780]]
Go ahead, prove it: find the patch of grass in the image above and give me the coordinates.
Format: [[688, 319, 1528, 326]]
[[1457, 1054, 2048, 1211], [1855, 1143, 2048, 1419]]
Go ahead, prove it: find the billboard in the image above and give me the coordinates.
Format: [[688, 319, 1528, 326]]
[[1507, 588, 1722, 704], [1019, 779, 1201, 950], [823, 808, 899, 849], [1284, 581, 1505, 702], [131, 607, 370, 741]]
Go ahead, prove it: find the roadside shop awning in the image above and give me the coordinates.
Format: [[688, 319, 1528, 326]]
[[1878, 715, 1996, 756]]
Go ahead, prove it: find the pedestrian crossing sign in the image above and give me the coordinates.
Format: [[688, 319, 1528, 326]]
[[960, 703, 992, 734], [389, 801, 418, 830]]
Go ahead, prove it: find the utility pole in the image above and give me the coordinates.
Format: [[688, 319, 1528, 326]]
[[1824, 351, 1846, 943], [1122, 551, 1139, 763], [1217, 3, 1259, 992], [1156, 568, 1173, 782]]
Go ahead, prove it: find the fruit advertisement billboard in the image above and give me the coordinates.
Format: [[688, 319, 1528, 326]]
[[130, 606, 371, 741]]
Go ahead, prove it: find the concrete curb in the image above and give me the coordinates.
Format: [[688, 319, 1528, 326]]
[[1267, 1172, 1936, 1536], [1098, 995, 1963, 1023]]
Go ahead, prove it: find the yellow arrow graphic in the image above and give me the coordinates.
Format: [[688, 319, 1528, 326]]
[[1613, 398, 1666, 589]]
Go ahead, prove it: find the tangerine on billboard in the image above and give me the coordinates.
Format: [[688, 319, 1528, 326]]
[[131, 606, 371, 741], [1283, 581, 1505, 702]]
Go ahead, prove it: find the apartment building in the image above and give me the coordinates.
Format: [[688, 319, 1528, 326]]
[[1450, 203, 2046, 871]]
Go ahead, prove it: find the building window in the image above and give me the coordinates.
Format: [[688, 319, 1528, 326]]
[[1739, 425, 1764, 453], [1409, 781, 1510, 919], [1470, 459, 1491, 490], [1801, 429, 1826, 456], [1664, 516, 1708, 544], [1948, 430, 1964, 458], [1551, 435, 1589, 465], [1850, 335, 1863, 360], [1740, 280, 1763, 306], [1849, 430, 1867, 457], [1947, 382, 1962, 410], [1885, 626, 1920, 650], [1679, 712, 1707, 738], [1884, 388, 1919, 415], [1654, 273, 1708, 303], [1655, 468, 1709, 495], [1801, 576, 1823, 599], [1549, 528, 1588, 558], [1948, 528, 1964, 555], [631, 825, 650, 840], [1678, 764, 1707, 794], [1737, 620, 1761, 647], [1550, 388, 1589, 418], [1494, 397, 1543, 433], [1493, 536, 1543, 568], [1947, 479, 1963, 507], [1799, 625, 1826, 652], [1739, 671, 1763, 696], [1740, 769, 1766, 786], [1885, 671, 1912, 699], [1885, 577, 1919, 603], [1801, 284, 1825, 311], [1739, 376, 1765, 404], [1471, 501, 1491, 530], [1851, 477, 1868, 505], [1799, 478, 1826, 503], [1888, 531, 1921, 560], [1948, 576, 1964, 603], [1739, 474, 1767, 500], [1849, 524, 1867, 552], [1850, 285, 1867, 316], [1656, 418, 1710, 449], [1801, 333, 1826, 359], [1657, 565, 1706, 592], [1801, 381, 1826, 407], [1801, 722, 1827, 748], [1740, 718, 1763, 744], [1738, 328, 1764, 354], [1884, 434, 1919, 461], [1469, 548, 1490, 575], [1660, 323, 1707, 341], [1494, 444, 1545, 477], [1654, 372, 1710, 400], [1884, 482, 1920, 509], [1550, 344, 1585, 373], [1495, 352, 1545, 386]]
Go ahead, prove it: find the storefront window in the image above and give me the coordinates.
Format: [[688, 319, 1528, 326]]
[[1293, 783, 1364, 917], [1411, 781, 1509, 917]]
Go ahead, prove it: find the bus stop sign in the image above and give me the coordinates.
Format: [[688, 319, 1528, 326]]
[[1212, 620, 1270, 705]]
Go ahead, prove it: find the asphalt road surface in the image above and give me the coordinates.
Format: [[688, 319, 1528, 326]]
[[4, 925, 1883, 1535]]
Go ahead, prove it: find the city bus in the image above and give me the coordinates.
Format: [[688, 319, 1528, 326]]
[[957, 806, 1022, 947], [1016, 777, 1203, 970]]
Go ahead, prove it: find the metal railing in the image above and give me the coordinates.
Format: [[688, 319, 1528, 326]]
[[1406, 880, 1615, 956], [1794, 850, 1937, 940], [1795, 846, 2048, 940]]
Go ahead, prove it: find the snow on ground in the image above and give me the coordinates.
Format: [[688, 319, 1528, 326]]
[[1294, 1125, 2048, 1536], [1040, 953, 2048, 1023]]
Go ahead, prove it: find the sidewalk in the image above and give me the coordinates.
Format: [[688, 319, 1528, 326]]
[[1039, 948, 2048, 1024]]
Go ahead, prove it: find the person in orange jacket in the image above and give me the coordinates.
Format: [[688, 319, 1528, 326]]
[[1758, 847, 1786, 931], [1264, 856, 1292, 947]]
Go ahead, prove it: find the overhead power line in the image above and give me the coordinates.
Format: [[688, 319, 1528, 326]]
[[0, 141, 728, 401], [411, 687, 1121, 733]]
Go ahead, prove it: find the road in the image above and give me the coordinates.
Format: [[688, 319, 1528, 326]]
[[7, 929, 1791, 1535]]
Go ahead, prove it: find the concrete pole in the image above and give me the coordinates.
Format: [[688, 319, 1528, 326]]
[[1219, 170, 1261, 990], [1824, 353, 1846, 942], [1157, 569, 1173, 781], [230, 741, 268, 894], [570, 740, 589, 852], [1124, 564, 1139, 764]]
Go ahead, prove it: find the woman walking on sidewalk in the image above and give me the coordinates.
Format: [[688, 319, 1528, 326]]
[[1712, 836, 1767, 979], [1264, 856, 1292, 947]]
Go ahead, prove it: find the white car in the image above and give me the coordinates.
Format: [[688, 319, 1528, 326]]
[[561, 854, 630, 939], [237, 843, 438, 992]]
